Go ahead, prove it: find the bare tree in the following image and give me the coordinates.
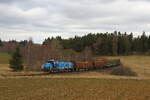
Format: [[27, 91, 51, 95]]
[[82, 46, 93, 61]]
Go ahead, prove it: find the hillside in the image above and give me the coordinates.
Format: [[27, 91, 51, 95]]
[[0, 54, 150, 79]]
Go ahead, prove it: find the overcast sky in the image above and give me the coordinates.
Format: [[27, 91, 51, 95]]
[[0, 0, 150, 43]]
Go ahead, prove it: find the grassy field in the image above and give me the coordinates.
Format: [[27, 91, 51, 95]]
[[0, 55, 150, 79], [0, 53, 11, 64], [99, 55, 150, 78], [0, 54, 150, 100], [0, 78, 149, 100]]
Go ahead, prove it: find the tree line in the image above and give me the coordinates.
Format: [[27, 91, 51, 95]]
[[1, 31, 150, 57], [43, 31, 150, 56]]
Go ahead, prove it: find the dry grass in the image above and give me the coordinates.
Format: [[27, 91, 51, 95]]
[[0, 55, 150, 79], [0, 64, 149, 80], [0, 64, 45, 78], [0, 78, 149, 100], [97, 55, 150, 78], [0, 55, 150, 100]]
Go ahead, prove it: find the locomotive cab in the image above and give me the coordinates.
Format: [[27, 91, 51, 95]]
[[41, 60, 55, 72]]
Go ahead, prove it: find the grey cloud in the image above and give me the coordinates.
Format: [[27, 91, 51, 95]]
[[130, 0, 150, 1], [0, 0, 20, 3], [0, 0, 150, 43]]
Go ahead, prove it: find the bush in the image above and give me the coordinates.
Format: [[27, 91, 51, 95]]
[[110, 66, 137, 76]]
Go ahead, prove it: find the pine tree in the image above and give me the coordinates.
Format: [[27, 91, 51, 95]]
[[0, 39, 2, 46], [141, 32, 148, 53], [9, 47, 23, 71], [124, 34, 131, 55]]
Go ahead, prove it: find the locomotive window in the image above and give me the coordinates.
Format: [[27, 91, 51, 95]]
[[47, 61, 53, 63]]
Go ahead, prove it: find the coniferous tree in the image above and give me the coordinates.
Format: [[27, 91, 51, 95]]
[[9, 47, 23, 71], [124, 34, 131, 55], [0, 39, 3, 46], [141, 32, 148, 53], [148, 36, 150, 50]]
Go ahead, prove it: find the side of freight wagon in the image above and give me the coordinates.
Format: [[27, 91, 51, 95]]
[[74, 61, 94, 71], [93, 60, 107, 69], [105, 59, 121, 67]]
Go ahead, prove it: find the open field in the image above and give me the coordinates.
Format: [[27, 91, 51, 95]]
[[0, 78, 150, 100], [99, 55, 150, 78], [0, 54, 150, 100]]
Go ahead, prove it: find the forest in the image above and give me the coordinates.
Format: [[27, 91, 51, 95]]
[[44, 31, 150, 55]]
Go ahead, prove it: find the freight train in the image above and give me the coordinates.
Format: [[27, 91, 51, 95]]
[[41, 59, 121, 72]]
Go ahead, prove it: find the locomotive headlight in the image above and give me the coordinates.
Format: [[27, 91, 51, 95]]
[[41, 64, 44, 69]]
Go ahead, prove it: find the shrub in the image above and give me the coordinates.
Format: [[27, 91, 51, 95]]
[[110, 66, 137, 76]]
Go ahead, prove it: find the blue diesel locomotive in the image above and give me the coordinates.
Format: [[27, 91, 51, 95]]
[[41, 60, 74, 72]]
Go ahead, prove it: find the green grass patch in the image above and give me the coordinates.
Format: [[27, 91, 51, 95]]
[[0, 78, 149, 100], [0, 53, 11, 64]]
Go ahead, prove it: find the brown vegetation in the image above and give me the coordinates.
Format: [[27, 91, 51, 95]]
[[0, 78, 149, 100], [110, 66, 137, 76]]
